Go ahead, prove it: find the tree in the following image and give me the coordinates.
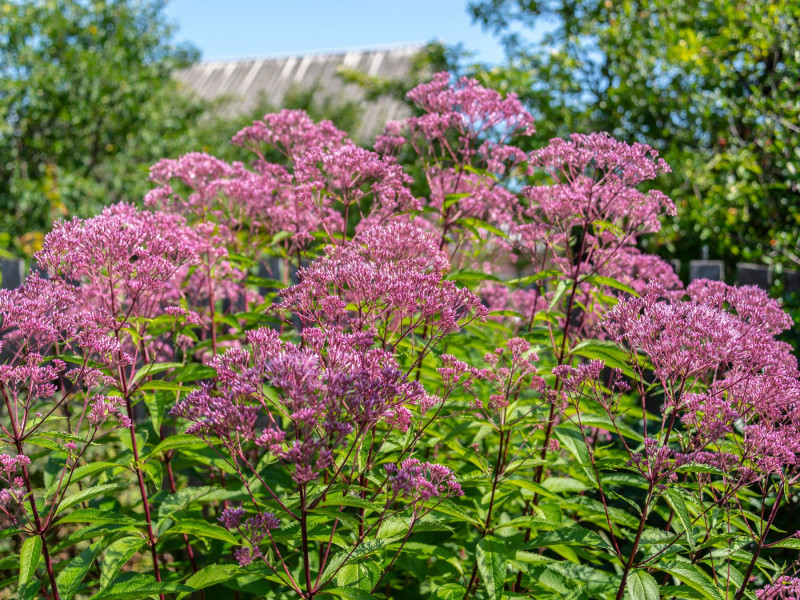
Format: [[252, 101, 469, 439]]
[[468, 0, 800, 274], [0, 0, 205, 254]]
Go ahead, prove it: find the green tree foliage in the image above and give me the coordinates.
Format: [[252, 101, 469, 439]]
[[468, 0, 800, 273], [0, 0, 205, 254]]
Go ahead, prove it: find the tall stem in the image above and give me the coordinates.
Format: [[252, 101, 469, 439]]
[[300, 487, 314, 598], [614, 483, 654, 600], [463, 428, 510, 600], [205, 261, 217, 356], [123, 398, 164, 598], [735, 487, 784, 600], [1, 386, 61, 600], [165, 456, 204, 598]]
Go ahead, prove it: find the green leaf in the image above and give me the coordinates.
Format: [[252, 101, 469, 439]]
[[165, 519, 238, 544], [23, 435, 65, 452], [319, 588, 377, 600], [318, 494, 383, 511], [445, 269, 500, 286], [456, 216, 508, 238], [548, 279, 570, 309], [57, 540, 103, 600], [507, 270, 560, 286], [100, 537, 145, 590], [142, 460, 162, 488], [528, 525, 613, 551], [45, 462, 119, 497], [666, 489, 695, 551], [146, 434, 206, 460], [56, 482, 129, 515], [570, 339, 638, 379], [157, 485, 215, 527], [143, 392, 169, 433], [493, 515, 562, 532], [18, 536, 42, 586], [138, 380, 193, 393], [591, 219, 626, 239], [658, 561, 723, 600], [130, 362, 184, 386], [771, 538, 800, 550], [431, 499, 483, 527], [177, 563, 241, 599], [626, 569, 661, 600], [584, 274, 638, 297], [90, 573, 192, 599], [56, 508, 142, 527], [554, 426, 597, 484], [477, 536, 506, 600]]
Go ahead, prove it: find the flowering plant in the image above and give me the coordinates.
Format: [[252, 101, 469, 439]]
[[1, 73, 798, 600]]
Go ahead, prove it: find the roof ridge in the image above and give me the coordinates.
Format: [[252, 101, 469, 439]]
[[192, 42, 428, 65]]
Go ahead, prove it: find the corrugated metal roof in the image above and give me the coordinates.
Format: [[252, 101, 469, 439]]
[[175, 45, 423, 142]]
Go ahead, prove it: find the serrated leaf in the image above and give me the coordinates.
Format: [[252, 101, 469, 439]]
[[554, 426, 597, 484], [585, 273, 638, 296], [90, 572, 192, 599], [18, 579, 42, 600], [57, 540, 103, 600], [571, 339, 638, 380], [157, 485, 214, 527], [507, 270, 560, 286], [319, 588, 377, 600], [142, 460, 162, 488], [528, 525, 613, 551], [130, 362, 184, 386], [626, 569, 660, 600], [165, 519, 238, 544], [138, 380, 192, 393], [666, 489, 695, 551], [146, 434, 206, 460], [23, 435, 64, 452], [431, 499, 483, 527], [56, 482, 128, 515], [456, 216, 508, 238], [493, 515, 562, 532], [100, 536, 145, 590], [658, 561, 723, 600], [143, 393, 169, 433], [318, 494, 383, 512], [477, 536, 506, 600], [18, 536, 42, 586], [46, 462, 119, 497], [176, 563, 240, 599], [56, 508, 142, 527]]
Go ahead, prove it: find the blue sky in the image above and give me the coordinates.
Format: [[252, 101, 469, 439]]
[[163, 0, 508, 64]]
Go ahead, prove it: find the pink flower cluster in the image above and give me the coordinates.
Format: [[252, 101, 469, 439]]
[[0, 454, 29, 518], [758, 577, 800, 600], [218, 506, 281, 567], [278, 221, 487, 346], [606, 279, 800, 476], [389, 458, 463, 504], [405, 72, 535, 149], [173, 327, 429, 485]]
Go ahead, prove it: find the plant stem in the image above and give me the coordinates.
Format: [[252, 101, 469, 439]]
[[165, 455, 204, 599], [1, 386, 61, 599], [123, 398, 164, 599], [20, 457, 61, 599], [735, 487, 784, 600], [614, 483, 654, 600], [462, 429, 510, 600], [300, 488, 314, 598]]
